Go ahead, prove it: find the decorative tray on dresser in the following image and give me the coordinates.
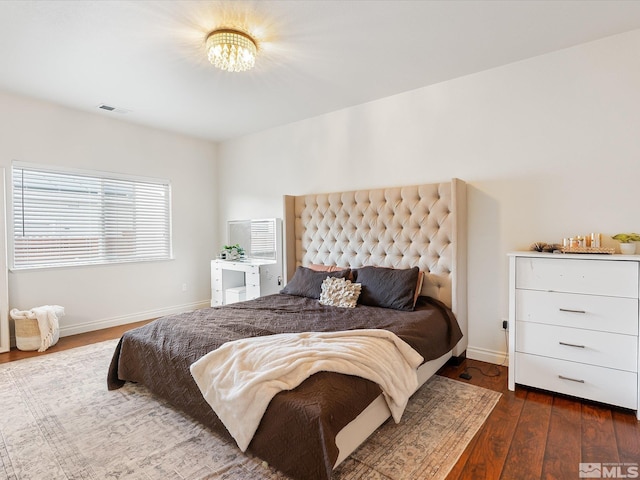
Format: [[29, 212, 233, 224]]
[[508, 252, 640, 420]]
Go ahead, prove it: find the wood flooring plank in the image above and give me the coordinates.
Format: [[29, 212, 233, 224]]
[[612, 409, 640, 465], [445, 427, 483, 480], [499, 389, 552, 480], [541, 395, 582, 480], [581, 403, 619, 464]]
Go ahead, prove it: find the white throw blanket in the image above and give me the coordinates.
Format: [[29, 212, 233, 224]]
[[190, 329, 424, 452], [10, 305, 64, 352]]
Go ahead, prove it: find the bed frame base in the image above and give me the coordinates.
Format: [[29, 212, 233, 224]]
[[333, 350, 453, 468]]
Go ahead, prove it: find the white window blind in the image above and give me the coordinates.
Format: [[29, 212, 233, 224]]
[[12, 163, 172, 269]]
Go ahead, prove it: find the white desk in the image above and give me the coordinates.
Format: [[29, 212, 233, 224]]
[[211, 258, 283, 306]]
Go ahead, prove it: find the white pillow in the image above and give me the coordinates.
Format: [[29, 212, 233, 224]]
[[319, 277, 362, 309]]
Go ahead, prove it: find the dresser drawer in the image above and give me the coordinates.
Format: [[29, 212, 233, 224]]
[[515, 321, 638, 371], [515, 352, 638, 410], [515, 257, 638, 298], [515, 289, 638, 335]]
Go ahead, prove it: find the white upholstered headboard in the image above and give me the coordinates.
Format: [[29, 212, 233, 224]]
[[283, 179, 467, 356]]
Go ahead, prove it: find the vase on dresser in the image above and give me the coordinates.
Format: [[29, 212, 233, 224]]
[[620, 243, 636, 255]]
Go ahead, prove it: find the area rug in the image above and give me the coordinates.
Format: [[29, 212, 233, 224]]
[[0, 340, 500, 480]]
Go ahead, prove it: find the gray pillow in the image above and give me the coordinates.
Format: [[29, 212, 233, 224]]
[[353, 266, 420, 311], [280, 266, 351, 299]]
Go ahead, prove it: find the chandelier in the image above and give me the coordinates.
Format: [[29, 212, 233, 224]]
[[206, 29, 257, 72]]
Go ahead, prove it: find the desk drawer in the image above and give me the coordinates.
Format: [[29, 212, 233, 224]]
[[515, 289, 638, 335], [515, 257, 638, 297], [515, 352, 638, 410], [246, 272, 260, 287], [246, 285, 260, 300], [211, 289, 223, 307], [515, 321, 638, 371]]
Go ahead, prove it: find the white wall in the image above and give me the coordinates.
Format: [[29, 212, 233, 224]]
[[217, 29, 640, 364], [0, 92, 218, 338]]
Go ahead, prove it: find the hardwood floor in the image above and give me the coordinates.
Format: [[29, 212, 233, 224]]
[[438, 359, 640, 480], [0, 320, 151, 364], [1, 324, 639, 479]]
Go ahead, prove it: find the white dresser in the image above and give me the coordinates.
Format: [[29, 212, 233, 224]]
[[508, 252, 640, 419], [211, 259, 283, 307]]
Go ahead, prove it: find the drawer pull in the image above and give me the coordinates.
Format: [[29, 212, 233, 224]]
[[559, 341, 585, 349], [558, 375, 585, 383], [559, 308, 586, 314]]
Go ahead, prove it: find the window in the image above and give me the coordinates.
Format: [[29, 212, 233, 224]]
[[11, 162, 172, 269]]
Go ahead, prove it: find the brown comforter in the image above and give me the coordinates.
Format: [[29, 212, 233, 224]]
[[107, 294, 462, 479]]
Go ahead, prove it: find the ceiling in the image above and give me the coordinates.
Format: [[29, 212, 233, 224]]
[[1, 1, 640, 143]]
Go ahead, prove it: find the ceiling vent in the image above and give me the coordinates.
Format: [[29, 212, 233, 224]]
[[97, 104, 131, 114]]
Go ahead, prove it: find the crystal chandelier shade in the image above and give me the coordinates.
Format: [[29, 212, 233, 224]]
[[206, 29, 257, 72]]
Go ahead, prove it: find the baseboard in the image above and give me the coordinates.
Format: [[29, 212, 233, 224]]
[[466, 345, 509, 366], [58, 300, 211, 338]]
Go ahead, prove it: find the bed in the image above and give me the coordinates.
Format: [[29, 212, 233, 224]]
[[108, 179, 468, 479]]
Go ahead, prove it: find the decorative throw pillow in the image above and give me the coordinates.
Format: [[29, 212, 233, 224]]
[[280, 266, 351, 299], [319, 277, 362, 308], [353, 266, 420, 311]]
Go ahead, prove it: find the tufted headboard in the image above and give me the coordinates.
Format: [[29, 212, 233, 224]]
[[283, 179, 467, 356]]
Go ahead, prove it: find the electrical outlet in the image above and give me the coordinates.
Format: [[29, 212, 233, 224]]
[[502, 320, 508, 330], [182, 283, 187, 292]]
